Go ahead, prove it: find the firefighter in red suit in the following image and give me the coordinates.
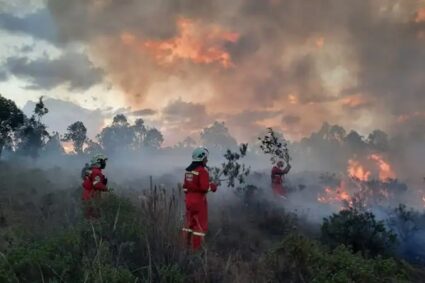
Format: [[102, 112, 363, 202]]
[[82, 154, 109, 219], [271, 160, 291, 198], [182, 147, 219, 250]]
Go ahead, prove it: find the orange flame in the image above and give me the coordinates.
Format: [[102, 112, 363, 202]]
[[341, 95, 369, 109], [125, 18, 240, 68], [317, 181, 352, 208], [348, 159, 371, 181], [61, 141, 74, 154], [315, 36, 325, 49], [369, 154, 396, 181], [415, 8, 425, 23]]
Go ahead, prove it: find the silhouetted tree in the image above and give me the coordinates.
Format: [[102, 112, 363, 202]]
[[97, 114, 134, 153], [98, 114, 164, 153], [368, 130, 390, 152], [84, 139, 103, 155], [44, 132, 65, 155], [132, 118, 147, 150], [62, 121, 87, 154], [201, 121, 237, 150], [0, 95, 25, 158], [15, 97, 50, 159], [175, 137, 197, 149], [144, 128, 164, 149]]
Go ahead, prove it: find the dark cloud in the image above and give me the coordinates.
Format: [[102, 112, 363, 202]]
[[283, 115, 301, 126], [129, 109, 157, 116], [17, 44, 36, 53], [0, 9, 58, 42], [5, 52, 103, 90], [17, 0, 422, 140], [225, 110, 281, 141], [162, 99, 211, 129], [0, 70, 8, 81]]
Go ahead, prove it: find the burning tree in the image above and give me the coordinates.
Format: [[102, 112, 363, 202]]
[[317, 154, 405, 210], [210, 143, 251, 188], [258, 128, 291, 165]]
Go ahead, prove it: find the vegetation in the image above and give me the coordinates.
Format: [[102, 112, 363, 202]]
[[0, 163, 420, 282], [321, 207, 398, 257], [0, 95, 424, 282]]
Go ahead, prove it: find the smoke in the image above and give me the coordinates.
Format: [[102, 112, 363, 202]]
[[2, 0, 425, 264], [34, 0, 421, 142]]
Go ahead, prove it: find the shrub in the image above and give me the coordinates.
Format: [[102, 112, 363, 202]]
[[266, 233, 409, 283], [321, 207, 397, 257]]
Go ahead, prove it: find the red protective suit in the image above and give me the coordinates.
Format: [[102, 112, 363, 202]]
[[82, 166, 108, 218], [271, 165, 290, 197], [182, 165, 216, 250]]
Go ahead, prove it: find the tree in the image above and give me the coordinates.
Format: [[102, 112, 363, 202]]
[[175, 137, 197, 149], [368, 130, 390, 152], [344, 130, 368, 156], [200, 121, 237, 150], [83, 139, 103, 155], [321, 207, 397, 257], [144, 128, 164, 149], [15, 97, 50, 159], [0, 95, 25, 158], [132, 118, 147, 150], [97, 114, 134, 154], [34, 96, 49, 120], [44, 132, 65, 155], [62, 121, 87, 154]]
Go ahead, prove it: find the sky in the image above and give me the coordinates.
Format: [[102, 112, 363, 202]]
[[1, 0, 425, 145]]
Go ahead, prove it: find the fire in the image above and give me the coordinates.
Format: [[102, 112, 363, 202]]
[[317, 181, 352, 208], [319, 156, 398, 208], [61, 141, 74, 154], [123, 17, 240, 68], [397, 112, 425, 123], [369, 154, 396, 181], [348, 159, 371, 181], [415, 8, 425, 23], [288, 94, 299, 104], [341, 95, 369, 109], [315, 36, 325, 49]]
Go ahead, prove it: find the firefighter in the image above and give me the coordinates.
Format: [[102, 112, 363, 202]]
[[271, 160, 291, 198], [182, 147, 219, 250], [82, 154, 109, 219]]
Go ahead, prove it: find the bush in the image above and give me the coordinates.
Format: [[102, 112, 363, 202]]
[[266, 233, 409, 283], [321, 207, 397, 257]]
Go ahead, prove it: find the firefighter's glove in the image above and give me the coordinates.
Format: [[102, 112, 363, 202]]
[[103, 178, 108, 185], [209, 183, 218, 192]]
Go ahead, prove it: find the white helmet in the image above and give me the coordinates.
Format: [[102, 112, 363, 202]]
[[192, 147, 209, 162]]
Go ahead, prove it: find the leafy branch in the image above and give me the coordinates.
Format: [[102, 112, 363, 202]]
[[210, 143, 251, 188], [258, 128, 291, 165]]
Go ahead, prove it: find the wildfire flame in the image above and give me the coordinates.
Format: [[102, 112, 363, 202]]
[[61, 141, 74, 154], [121, 18, 239, 68], [369, 154, 396, 181], [317, 181, 352, 208], [348, 159, 371, 181], [319, 155, 397, 208], [315, 36, 325, 49], [415, 8, 425, 23]]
